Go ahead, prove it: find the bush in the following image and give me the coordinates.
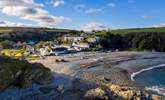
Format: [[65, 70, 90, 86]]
[[0, 40, 14, 49], [0, 56, 53, 90], [97, 31, 165, 52], [127, 32, 165, 51]]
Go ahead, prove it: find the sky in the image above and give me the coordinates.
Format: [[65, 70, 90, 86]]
[[0, 0, 165, 31]]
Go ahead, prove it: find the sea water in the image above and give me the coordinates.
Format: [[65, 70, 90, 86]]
[[131, 64, 165, 96]]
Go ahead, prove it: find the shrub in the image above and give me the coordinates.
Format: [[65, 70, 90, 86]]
[[0, 56, 53, 90], [98, 31, 165, 52]]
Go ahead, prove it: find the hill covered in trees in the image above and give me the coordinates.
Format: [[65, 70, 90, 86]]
[[111, 27, 165, 34], [1, 26, 165, 52], [0, 27, 77, 42], [97, 28, 165, 52]]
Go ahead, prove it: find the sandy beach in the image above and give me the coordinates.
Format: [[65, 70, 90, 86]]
[[29, 52, 165, 98], [1, 51, 165, 99]]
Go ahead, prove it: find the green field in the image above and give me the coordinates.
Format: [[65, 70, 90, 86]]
[[111, 27, 165, 34], [1, 27, 165, 35], [0, 30, 12, 33], [0, 27, 74, 33], [45, 29, 74, 33]]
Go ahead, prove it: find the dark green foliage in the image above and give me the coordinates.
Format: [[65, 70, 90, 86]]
[[111, 27, 165, 34], [99, 32, 124, 50], [0, 27, 77, 42], [0, 40, 14, 49], [127, 32, 165, 51], [98, 31, 165, 52], [0, 56, 53, 90]]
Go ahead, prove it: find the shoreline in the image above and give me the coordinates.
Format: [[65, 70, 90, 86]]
[[131, 64, 165, 81], [130, 64, 165, 96], [1, 51, 165, 99]]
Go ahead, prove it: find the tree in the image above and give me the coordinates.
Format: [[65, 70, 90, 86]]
[[0, 40, 14, 49]]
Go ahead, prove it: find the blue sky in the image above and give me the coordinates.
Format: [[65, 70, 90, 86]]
[[0, 0, 165, 31]]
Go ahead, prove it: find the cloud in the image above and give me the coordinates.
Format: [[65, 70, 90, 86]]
[[75, 4, 85, 12], [0, 0, 43, 8], [81, 22, 109, 32], [2, 6, 41, 17], [0, 0, 68, 27], [151, 23, 165, 28], [75, 2, 116, 14], [142, 15, 152, 19], [107, 2, 116, 8], [0, 21, 6, 25], [53, 0, 64, 7], [85, 8, 103, 14], [0, 20, 33, 27], [75, 4, 103, 14]]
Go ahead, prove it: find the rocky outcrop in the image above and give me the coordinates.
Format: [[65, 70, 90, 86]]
[[107, 84, 148, 99], [84, 87, 109, 100], [84, 84, 163, 100], [152, 95, 164, 100], [0, 56, 53, 91]]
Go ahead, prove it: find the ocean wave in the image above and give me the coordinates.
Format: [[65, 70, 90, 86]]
[[131, 64, 165, 96], [145, 85, 165, 96], [131, 64, 165, 81]]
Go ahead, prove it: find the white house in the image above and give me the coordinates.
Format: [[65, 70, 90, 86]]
[[87, 37, 101, 43], [39, 46, 50, 56], [24, 45, 35, 55], [72, 42, 89, 51], [63, 36, 84, 42]]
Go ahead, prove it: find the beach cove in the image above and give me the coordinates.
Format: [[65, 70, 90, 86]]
[[0, 51, 165, 99]]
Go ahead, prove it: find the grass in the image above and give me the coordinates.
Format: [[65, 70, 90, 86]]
[[111, 27, 165, 35], [1, 49, 40, 60], [1, 49, 24, 57], [1, 26, 165, 36], [0, 27, 74, 33], [0, 29, 12, 33], [25, 56, 40, 60], [45, 29, 73, 33]]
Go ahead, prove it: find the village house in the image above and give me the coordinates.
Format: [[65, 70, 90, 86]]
[[24, 45, 35, 56], [26, 40, 36, 45], [72, 42, 90, 51], [39, 46, 50, 56], [87, 37, 101, 44], [63, 36, 84, 42]]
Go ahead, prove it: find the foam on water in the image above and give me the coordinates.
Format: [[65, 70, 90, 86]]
[[146, 85, 165, 96], [131, 64, 165, 81], [131, 64, 165, 96]]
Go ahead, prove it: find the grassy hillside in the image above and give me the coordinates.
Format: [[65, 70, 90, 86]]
[[0, 27, 74, 33], [0, 27, 78, 42], [0, 27, 12, 33], [111, 27, 165, 34]]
